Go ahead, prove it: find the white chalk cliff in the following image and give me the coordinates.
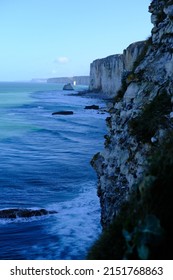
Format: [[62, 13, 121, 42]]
[[88, 0, 173, 260], [90, 0, 173, 227], [89, 41, 145, 97]]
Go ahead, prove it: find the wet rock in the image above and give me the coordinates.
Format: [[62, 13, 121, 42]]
[[84, 105, 99, 110], [0, 208, 57, 219], [52, 111, 74, 115]]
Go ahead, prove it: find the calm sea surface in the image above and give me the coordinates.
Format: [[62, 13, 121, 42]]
[[0, 82, 107, 260]]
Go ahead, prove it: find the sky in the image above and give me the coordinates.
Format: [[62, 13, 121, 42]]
[[0, 0, 152, 81]]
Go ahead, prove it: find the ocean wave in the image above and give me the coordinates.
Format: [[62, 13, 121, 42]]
[[27, 181, 101, 260]]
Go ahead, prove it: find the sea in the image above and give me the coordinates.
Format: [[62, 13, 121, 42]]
[[0, 82, 107, 260]]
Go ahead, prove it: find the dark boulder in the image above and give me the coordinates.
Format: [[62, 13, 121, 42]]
[[52, 111, 74, 115], [63, 83, 74, 90], [84, 105, 99, 110], [0, 208, 57, 219]]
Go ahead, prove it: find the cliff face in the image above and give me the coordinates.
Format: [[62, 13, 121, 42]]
[[89, 41, 145, 97], [89, 54, 124, 96], [47, 76, 90, 86], [92, 0, 173, 230]]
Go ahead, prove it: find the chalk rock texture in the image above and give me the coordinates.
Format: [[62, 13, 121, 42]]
[[91, 0, 173, 228]]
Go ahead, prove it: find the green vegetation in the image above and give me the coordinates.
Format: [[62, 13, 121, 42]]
[[132, 37, 152, 71], [113, 76, 128, 103], [157, 11, 167, 22], [87, 131, 173, 259], [128, 91, 171, 143], [113, 37, 152, 104], [106, 116, 112, 129], [104, 134, 111, 147], [90, 152, 100, 167]]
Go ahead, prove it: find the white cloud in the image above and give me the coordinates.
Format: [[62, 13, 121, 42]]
[[51, 69, 57, 74], [54, 56, 69, 64]]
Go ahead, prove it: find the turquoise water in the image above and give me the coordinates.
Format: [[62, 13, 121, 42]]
[[0, 82, 107, 259]]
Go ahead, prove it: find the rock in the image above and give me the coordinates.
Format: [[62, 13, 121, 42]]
[[52, 111, 74, 115], [0, 208, 57, 219], [84, 105, 99, 110], [63, 83, 74, 90], [91, 0, 173, 229], [164, 5, 173, 18], [151, 136, 158, 143]]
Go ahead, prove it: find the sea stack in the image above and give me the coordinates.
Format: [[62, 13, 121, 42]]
[[63, 83, 74, 90]]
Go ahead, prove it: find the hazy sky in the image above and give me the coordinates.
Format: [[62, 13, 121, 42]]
[[0, 0, 152, 81]]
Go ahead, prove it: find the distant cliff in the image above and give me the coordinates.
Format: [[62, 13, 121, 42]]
[[89, 41, 145, 97], [47, 76, 90, 86], [89, 0, 173, 260]]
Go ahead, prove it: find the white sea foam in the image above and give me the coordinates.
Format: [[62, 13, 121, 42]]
[[22, 181, 102, 260], [46, 181, 101, 259], [0, 214, 51, 225]]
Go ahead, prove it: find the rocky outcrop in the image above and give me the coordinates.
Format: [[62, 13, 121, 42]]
[[0, 208, 57, 219], [92, 0, 173, 229], [52, 111, 74, 115], [63, 83, 74, 90], [89, 41, 145, 97], [84, 105, 99, 110]]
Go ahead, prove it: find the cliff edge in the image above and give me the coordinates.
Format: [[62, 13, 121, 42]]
[[89, 0, 173, 259]]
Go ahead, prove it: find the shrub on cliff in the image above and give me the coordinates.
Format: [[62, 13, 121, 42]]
[[128, 91, 171, 143], [87, 131, 173, 260]]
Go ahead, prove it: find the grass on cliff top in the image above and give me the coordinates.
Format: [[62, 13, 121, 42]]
[[128, 91, 171, 143], [87, 130, 173, 260]]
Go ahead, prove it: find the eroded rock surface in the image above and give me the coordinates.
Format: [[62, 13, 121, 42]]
[[91, 0, 173, 228]]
